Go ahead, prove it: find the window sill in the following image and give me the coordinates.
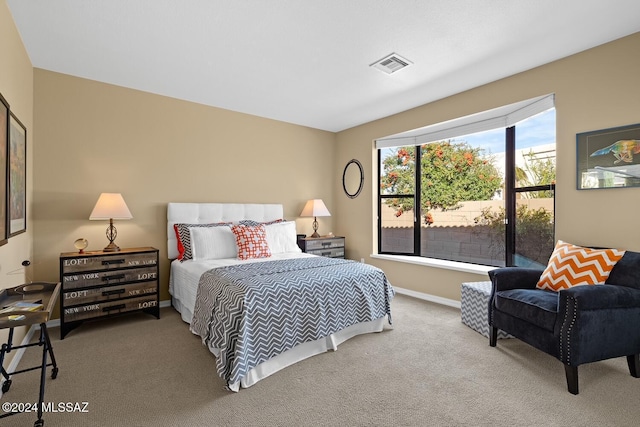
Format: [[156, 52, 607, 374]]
[[370, 254, 496, 276]]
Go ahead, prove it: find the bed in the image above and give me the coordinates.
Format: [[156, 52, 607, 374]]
[[167, 202, 394, 391]]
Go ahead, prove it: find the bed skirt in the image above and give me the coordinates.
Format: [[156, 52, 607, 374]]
[[171, 296, 193, 324], [209, 317, 387, 392], [171, 295, 386, 391]]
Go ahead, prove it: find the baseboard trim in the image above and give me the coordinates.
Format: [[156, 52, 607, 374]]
[[393, 286, 461, 309], [0, 299, 173, 398]]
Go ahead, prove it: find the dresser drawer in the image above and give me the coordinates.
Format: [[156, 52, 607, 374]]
[[60, 251, 157, 273], [308, 247, 345, 258], [63, 281, 158, 306], [62, 295, 158, 322], [304, 237, 345, 251], [62, 266, 158, 289]]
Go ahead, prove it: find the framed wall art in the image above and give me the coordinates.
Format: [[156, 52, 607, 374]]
[[0, 93, 8, 246], [576, 123, 640, 190], [8, 111, 26, 236]]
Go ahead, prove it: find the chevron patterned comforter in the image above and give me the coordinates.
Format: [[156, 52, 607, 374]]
[[190, 256, 394, 388]]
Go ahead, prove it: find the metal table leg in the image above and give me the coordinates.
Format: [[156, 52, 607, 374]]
[[0, 324, 59, 427]]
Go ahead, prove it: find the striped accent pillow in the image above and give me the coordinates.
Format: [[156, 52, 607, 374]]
[[174, 222, 231, 261], [536, 240, 625, 291], [238, 219, 284, 226]]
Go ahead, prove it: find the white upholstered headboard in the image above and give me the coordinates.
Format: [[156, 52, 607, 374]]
[[167, 203, 284, 259]]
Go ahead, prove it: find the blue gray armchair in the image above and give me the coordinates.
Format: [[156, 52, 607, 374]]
[[488, 250, 640, 394]]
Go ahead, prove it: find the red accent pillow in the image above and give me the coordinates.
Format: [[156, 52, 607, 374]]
[[231, 224, 272, 260], [174, 224, 185, 259]]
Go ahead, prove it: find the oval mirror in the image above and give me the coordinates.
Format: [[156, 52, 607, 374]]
[[343, 159, 364, 199]]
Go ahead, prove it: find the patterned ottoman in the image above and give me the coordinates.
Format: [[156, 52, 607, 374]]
[[461, 281, 513, 339]]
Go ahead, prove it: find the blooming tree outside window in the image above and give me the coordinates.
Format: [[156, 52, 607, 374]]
[[380, 141, 502, 225]]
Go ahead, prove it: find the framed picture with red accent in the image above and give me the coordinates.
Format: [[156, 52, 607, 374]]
[[577, 123, 640, 190]]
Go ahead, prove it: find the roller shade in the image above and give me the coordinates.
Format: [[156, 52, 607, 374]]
[[375, 93, 555, 149]]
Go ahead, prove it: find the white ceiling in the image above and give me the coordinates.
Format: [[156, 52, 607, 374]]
[[7, 0, 640, 132]]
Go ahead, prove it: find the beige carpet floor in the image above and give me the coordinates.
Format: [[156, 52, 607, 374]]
[[1, 294, 639, 426]]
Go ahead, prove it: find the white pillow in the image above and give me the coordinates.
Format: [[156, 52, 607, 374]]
[[190, 226, 238, 260], [265, 221, 301, 254]]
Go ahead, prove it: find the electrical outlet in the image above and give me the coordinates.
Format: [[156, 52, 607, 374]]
[[360, 258, 365, 263]]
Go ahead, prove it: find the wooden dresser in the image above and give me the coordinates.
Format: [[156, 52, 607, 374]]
[[297, 236, 345, 258], [59, 247, 159, 339]]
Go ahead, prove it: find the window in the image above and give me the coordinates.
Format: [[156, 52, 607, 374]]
[[377, 96, 556, 268]]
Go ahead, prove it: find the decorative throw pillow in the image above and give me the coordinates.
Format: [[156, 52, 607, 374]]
[[536, 240, 625, 291], [231, 224, 272, 260], [174, 222, 230, 261]]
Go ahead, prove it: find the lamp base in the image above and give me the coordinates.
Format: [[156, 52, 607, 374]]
[[103, 242, 121, 252], [311, 216, 321, 238], [103, 220, 120, 252]]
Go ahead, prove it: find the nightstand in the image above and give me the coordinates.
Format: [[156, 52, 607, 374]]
[[59, 247, 159, 339], [297, 236, 345, 258]]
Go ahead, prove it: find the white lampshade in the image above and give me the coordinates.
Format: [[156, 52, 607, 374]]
[[89, 193, 132, 252], [300, 199, 330, 238], [300, 199, 331, 218], [89, 193, 133, 220]]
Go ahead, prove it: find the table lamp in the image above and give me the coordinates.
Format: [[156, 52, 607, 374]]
[[300, 199, 331, 238], [89, 193, 133, 252]]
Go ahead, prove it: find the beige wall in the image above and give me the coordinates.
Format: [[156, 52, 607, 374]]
[[0, 0, 35, 363], [32, 70, 336, 300], [335, 32, 640, 301], [7, 1, 640, 310]]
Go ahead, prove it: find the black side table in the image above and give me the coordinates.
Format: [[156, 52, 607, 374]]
[[0, 282, 61, 427]]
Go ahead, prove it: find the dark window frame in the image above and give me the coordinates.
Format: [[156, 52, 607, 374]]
[[377, 125, 556, 267]]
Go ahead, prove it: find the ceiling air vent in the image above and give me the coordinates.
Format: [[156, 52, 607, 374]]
[[370, 53, 412, 74]]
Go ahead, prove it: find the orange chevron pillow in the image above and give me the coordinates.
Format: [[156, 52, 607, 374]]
[[536, 241, 625, 291]]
